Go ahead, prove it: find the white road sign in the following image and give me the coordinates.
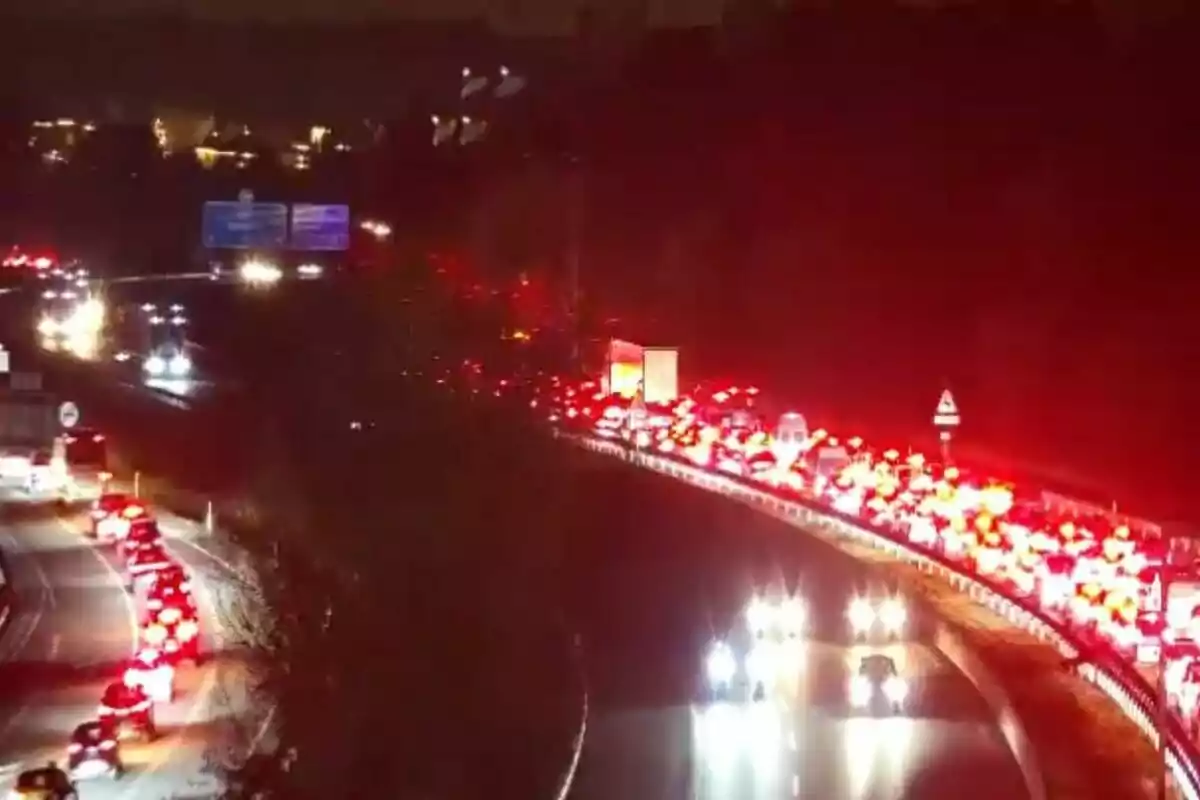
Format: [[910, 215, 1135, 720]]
[[932, 389, 960, 427], [58, 401, 80, 428]]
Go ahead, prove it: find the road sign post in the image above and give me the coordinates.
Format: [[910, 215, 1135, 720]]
[[58, 401, 80, 429], [931, 389, 960, 463]]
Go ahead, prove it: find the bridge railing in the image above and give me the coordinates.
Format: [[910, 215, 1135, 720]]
[[570, 434, 1200, 800]]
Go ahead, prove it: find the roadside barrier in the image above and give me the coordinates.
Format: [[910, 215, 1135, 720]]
[[570, 434, 1200, 800]]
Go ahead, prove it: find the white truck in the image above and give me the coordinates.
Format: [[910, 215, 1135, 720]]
[[0, 372, 62, 490], [602, 339, 679, 405]]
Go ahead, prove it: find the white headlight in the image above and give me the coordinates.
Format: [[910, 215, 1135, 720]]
[[144, 355, 166, 375], [883, 676, 908, 703], [746, 597, 771, 633], [240, 260, 283, 284], [848, 598, 875, 631], [781, 597, 807, 632], [849, 675, 872, 706], [706, 645, 736, 685], [168, 354, 191, 376], [746, 643, 777, 681], [880, 599, 907, 631]]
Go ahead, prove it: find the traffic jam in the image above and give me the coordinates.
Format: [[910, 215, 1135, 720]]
[[437, 336, 1200, 730], [9, 488, 206, 794]]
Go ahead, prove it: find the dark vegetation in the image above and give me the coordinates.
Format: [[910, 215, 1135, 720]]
[[2, 7, 1197, 518], [13, 282, 592, 798]]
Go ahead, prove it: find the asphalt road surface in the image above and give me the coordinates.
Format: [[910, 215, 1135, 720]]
[[0, 484, 267, 798], [64, 277, 1034, 800], [565, 466, 1032, 800]]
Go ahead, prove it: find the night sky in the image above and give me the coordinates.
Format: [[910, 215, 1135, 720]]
[[1, 0, 1184, 44], [5, 0, 731, 33]]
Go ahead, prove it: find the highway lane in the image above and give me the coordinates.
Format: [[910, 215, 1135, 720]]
[[0, 485, 263, 797], [566, 467, 1029, 800], [63, 278, 1029, 797]]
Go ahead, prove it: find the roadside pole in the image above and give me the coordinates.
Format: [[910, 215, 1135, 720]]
[[932, 388, 960, 464]]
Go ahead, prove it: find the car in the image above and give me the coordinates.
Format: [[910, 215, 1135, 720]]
[[123, 648, 175, 703], [148, 592, 198, 627], [704, 640, 736, 700], [90, 494, 143, 541], [847, 596, 908, 640], [97, 682, 157, 741], [119, 518, 162, 556], [746, 594, 808, 640], [145, 563, 190, 596], [141, 616, 201, 663], [123, 544, 173, 592], [8, 764, 78, 799], [848, 654, 908, 713], [145, 581, 197, 617], [66, 720, 123, 780], [744, 641, 779, 701]]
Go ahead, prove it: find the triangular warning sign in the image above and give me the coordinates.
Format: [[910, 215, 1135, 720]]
[[932, 389, 960, 427], [935, 390, 958, 416]]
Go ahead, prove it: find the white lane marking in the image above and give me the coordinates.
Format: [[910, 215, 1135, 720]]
[[63, 504, 266, 788], [247, 703, 277, 755], [0, 527, 57, 747], [52, 509, 224, 799], [56, 518, 137, 656], [117, 663, 219, 800], [167, 533, 243, 582], [0, 534, 49, 663], [31, 551, 56, 611], [115, 544, 225, 799]]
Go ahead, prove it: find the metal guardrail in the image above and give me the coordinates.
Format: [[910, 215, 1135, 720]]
[[570, 434, 1200, 800], [0, 544, 10, 637]]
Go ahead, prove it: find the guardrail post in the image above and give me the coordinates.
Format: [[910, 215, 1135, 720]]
[[204, 500, 215, 534], [568, 434, 1200, 799]]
